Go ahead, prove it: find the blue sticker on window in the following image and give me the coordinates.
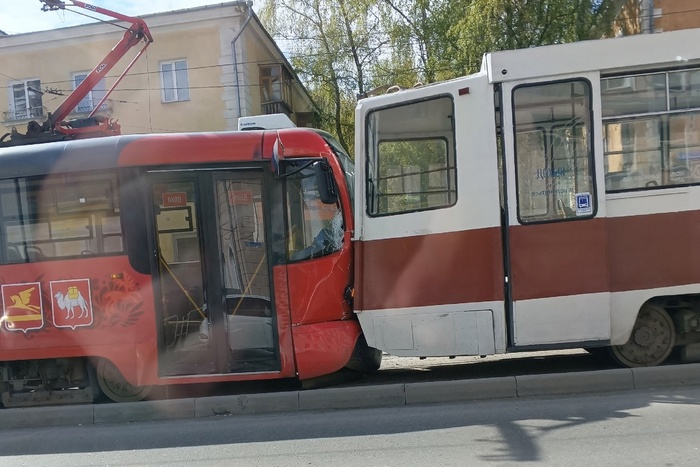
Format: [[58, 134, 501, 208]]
[[575, 192, 592, 216]]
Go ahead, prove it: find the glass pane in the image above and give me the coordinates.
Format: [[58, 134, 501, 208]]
[[216, 178, 268, 294], [669, 69, 700, 111], [1, 182, 20, 217], [514, 80, 595, 222], [153, 177, 212, 375], [51, 218, 91, 240], [285, 163, 343, 262], [27, 80, 42, 117], [604, 119, 662, 190], [162, 63, 175, 102], [366, 95, 456, 216], [74, 74, 92, 112], [12, 84, 27, 118], [175, 61, 189, 101], [668, 112, 700, 184], [217, 176, 276, 372], [602, 73, 667, 117], [515, 130, 547, 218], [270, 82, 282, 101], [1, 173, 121, 263], [93, 78, 107, 109], [377, 139, 454, 213]]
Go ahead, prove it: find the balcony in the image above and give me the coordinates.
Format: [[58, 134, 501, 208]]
[[72, 100, 111, 116], [262, 100, 292, 116], [2, 106, 46, 123]]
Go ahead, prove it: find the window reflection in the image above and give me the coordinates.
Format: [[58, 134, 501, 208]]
[[602, 67, 700, 191], [513, 80, 595, 223], [285, 162, 343, 261]]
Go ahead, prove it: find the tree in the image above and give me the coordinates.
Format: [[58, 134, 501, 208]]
[[381, 0, 462, 83], [449, 0, 629, 74], [259, 0, 386, 153], [259, 0, 628, 153]]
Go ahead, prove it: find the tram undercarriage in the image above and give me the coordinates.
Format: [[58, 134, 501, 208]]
[[0, 358, 98, 408]]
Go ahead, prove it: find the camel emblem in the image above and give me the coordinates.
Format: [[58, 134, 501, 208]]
[[54, 286, 89, 319]]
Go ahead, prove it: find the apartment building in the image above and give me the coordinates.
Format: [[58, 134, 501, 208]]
[[618, 0, 700, 34], [0, 2, 317, 137]]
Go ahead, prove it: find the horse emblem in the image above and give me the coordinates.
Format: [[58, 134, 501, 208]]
[[1, 282, 44, 332]]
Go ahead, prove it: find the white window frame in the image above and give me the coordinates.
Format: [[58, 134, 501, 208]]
[[72, 72, 108, 114], [160, 59, 190, 103], [8, 78, 43, 121]]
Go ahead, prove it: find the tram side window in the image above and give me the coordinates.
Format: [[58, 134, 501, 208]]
[[366, 95, 457, 216], [0, 172, 122, 264], [602, 69, 700, 191], [286, 161, 343, 262], [513, 80, 595, 223]]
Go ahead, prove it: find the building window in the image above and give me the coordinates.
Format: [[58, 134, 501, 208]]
[[7, 79, 43, 121], [73, 72, 108, 113], [260, 64, 292, 111], [160, 59, 190, 103]]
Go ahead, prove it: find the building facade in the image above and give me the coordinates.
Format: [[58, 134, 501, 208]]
[[618, 0, 700, 35], [0, 2, 316, 138]]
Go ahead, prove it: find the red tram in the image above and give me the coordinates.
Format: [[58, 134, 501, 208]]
[[0, 129, 380, 406]]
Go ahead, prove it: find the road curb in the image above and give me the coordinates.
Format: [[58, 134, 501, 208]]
[[194, 391, 299, 418], [94, 398, 195, 425], [405, 376, 517, 405], [1, 404, 94, 429], [4, 364, 700, 429], [515, 368, 634, 397], [299, 383, 406, 411], [632, 364, 700, 389]]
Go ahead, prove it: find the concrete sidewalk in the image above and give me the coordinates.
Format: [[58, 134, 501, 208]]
[[3, 363, 700, 429]]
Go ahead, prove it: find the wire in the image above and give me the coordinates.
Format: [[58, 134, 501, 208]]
[[62, 6, 130, 31]]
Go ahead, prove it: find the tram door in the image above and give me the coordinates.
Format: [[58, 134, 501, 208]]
[[151, 171, 279, 376], [502, 77, 611, 348]]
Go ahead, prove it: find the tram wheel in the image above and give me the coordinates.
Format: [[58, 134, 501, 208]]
[[611, 303, 676, 367], [584, 346, 612, 360], [95, 358, 152, 403]]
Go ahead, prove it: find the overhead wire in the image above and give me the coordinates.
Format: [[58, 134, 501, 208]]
[[3, 2, 700, 121]]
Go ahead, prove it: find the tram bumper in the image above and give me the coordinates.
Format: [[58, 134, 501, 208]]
[[292, 320, 381, 380]]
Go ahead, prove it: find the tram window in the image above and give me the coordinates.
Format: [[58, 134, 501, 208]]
[[603, 118, 663, 191], [286, 161, 343, 261], [366, 95, 457, 216], [513, 79, 596, 223], [669, 69, 700, 110], [602, 68, 700, 191], [601, 73, 667, 118], [0, 171, 122, 263]]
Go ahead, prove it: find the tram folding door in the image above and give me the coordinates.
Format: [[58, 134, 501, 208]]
[[501, 76, 611, 348], [150, 170, 282, 376]]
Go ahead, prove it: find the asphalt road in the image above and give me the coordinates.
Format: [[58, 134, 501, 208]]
[[1, 385, 699, 467]]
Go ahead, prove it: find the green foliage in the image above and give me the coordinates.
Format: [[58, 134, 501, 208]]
[[450, 0, 628, 74], [258, 0, 627, 155]]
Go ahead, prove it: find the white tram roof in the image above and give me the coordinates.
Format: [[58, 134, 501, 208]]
[[483, 27, 700, 84], [356, 28, 700, 111]]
